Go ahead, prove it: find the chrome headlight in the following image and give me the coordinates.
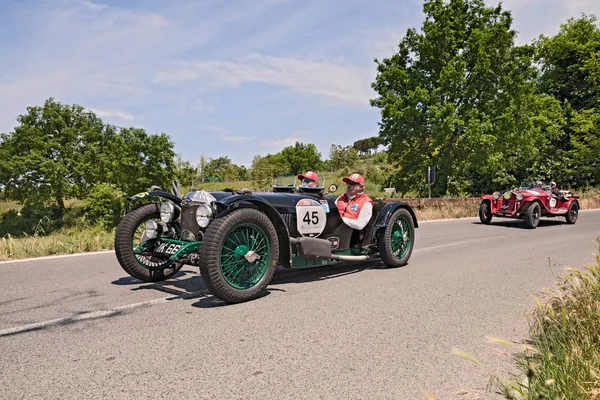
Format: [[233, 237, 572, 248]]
[[160, 202, 176, 223], [516, 192, 524, 201], [144, 220, 158, 239], [503, 191, 511, 200], [195, 204, 213, 228], [492, 191, 501, 200]]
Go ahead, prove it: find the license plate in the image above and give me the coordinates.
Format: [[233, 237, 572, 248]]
[[154, 242, 182, 255]]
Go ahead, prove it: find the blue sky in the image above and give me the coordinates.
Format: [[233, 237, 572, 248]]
[[1, 0, 599, 167]]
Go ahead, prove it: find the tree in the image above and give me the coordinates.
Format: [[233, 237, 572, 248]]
[[108, 127, 176, 195], [203, 156, 232, 179], [174, 155, 198, 188], [0, 98, 106, 210], [251, 154, 283, 190], [353, 136, 385, 156], [328, 144, 358, 171], [370, 0, 564, 196], [535, 15, 600, 111], [534, 15, 600, 189], [279, 141, 322, 174]]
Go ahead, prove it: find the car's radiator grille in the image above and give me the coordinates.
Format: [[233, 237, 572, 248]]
[[180, 202, 202, 241], [281, 212, 298, 236]]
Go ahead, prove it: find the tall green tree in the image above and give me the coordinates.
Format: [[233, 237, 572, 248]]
[[174, 155, 198, 188], [279, 141, 322, 174], [0, 98, 106, 209], [328, 144, 358, 171], [108, 127, 176, 194], [535, 15, 600, 111], [534, 15, 600, 188], [250, 154, 284, 190], [370, 0, 564, 196]]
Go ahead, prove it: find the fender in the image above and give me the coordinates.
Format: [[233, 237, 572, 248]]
[[128, 191, 182, 205], [374, 202, 419, 229], [217, 195, 292, 268]]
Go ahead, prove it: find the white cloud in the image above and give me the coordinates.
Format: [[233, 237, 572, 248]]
[[195, 99, 216, 112], [222, 134, 253, 142], [200, 125, 253, 142], [87, 108, 135, 121], [154, 54, 373, 105], [259, 135, 305, 151]]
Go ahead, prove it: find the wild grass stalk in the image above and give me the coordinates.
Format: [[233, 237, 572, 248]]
[[497, 241, 600, 399]]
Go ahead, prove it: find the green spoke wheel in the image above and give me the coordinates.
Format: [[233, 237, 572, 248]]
[[378, 208, 415, 268], [115, 203, 183, 282], [219, 223, 271, 290], [199, 208, 279, 303]]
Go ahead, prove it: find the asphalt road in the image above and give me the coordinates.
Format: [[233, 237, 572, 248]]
[[1, 211, 599, 400]]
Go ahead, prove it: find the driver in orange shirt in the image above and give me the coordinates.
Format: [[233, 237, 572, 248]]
[[335, 173, 374, 231]]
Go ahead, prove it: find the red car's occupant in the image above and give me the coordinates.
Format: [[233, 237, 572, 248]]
[[335, 173, 374, 231], [297, 171, 319, 187]]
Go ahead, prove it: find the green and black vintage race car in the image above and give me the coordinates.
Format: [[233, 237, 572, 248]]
[[114, 174, 418, 303]]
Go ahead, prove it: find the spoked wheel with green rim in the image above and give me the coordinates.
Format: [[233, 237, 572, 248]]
[[198, 208, 279, 303], [377, 207, 415, 268], [114, 203, 183, 282]]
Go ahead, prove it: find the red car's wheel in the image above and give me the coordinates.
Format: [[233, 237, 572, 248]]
[[479, 201, 492, 224], [525, 202, 541, 229], [566, 202, 579, 224]]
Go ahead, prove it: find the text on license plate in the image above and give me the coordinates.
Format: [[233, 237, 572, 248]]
[[155, 243, 182, 255]]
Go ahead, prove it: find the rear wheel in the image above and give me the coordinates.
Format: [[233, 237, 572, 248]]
[[479, 201, 492, 224], [114, 203, 183, 282], [566, 202, 579, 224], [525, 202, 541, 229], [378, 208, 415, 268], [198, 208, 279, 303]]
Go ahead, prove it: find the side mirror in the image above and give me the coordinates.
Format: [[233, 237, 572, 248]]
[[327, 183, 338, 194]]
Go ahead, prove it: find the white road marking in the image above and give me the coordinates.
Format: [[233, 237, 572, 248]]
[[413, 239, 483, 253], [0, 291, 207, 337], [0, 250, 114, 265]]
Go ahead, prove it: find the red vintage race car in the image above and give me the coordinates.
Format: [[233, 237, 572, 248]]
[[478, 180, 580, 229]]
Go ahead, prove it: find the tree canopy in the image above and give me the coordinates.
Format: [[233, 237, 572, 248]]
[[370, 0, 566, 196], [0, 98, 175, 209]]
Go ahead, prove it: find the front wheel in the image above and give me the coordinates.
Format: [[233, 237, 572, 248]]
[[525, 202, 541, 229], [479, 201, 492, 224], [114, 203, 183, 282], [198, 208, 279, 303], [377, 208, 415, 268], [566, 202, 579, 224]]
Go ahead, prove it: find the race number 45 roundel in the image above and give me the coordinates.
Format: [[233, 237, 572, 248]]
[[296, 198, 327, 237]]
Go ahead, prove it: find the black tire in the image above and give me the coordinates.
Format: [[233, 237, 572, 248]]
[[566, 201, 579, 224], [525, 202, 541, 229], [114, 203, 183, 282], [377, 208, 415, 268], [479, 201, 492, 224], [198, 208, 279, 304]]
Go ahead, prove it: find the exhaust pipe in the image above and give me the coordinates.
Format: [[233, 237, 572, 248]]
[[329, 254, 369, 261]]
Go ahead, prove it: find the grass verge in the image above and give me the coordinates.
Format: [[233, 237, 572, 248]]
[[0, 226, 114, 261], [496, 240, 600, 399]]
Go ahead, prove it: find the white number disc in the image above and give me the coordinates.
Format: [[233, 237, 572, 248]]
[[296, 198, 327, 236]]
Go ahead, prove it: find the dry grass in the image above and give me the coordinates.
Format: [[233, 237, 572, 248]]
[[0, 227, 114, 261], [495, 241, 600, 399]]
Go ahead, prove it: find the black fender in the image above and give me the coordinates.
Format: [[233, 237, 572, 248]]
[[374, 202, 419, 230], [128, 191, 182, 205], [216, 195, 292, 268]]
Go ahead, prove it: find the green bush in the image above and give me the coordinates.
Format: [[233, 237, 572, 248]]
[[83, 183, 124, 230]]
